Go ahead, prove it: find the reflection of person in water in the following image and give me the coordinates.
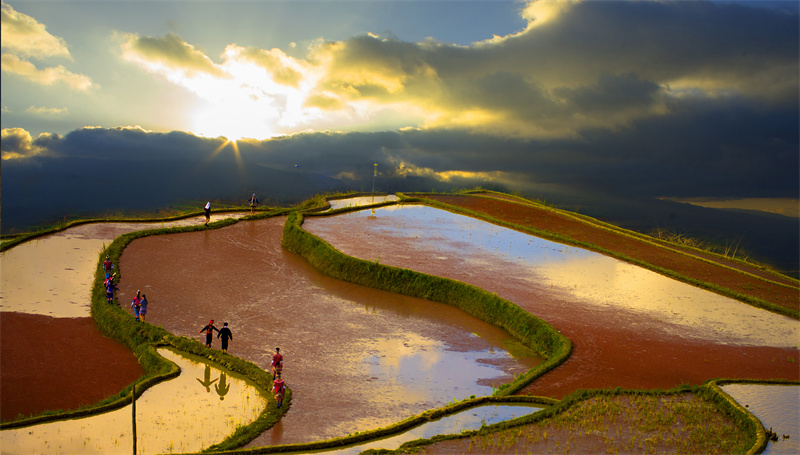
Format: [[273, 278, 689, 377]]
[[196, 365, 218, 392], [218, 322, 233, 353], [215, 372, 230, 400]]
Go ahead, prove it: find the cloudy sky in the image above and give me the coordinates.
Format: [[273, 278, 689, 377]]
[[2, 0, 798, 224]]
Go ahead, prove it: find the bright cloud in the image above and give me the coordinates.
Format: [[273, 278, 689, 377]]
[[24, 105, 67, 116], [0, 2, 94, 91], [0, 1, 69, 58], [1, 52, 93, 90], [112, 1, 797, 142], [0, 127, 56, 159]]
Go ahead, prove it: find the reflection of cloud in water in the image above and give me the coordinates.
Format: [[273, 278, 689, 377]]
[[0, 215, 247, 318], [0, 348, 267, 455], [312, 206, 798, 348], [352, 333, 513, 407]]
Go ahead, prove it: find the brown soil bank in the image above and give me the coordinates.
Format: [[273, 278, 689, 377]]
[[0, 312, 144, 422], [422, 194, 799, 312]]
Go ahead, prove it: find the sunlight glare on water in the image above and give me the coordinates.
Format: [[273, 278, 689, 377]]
[[0, 348, 268, 455]]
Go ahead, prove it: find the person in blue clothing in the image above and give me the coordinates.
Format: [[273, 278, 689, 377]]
[[217, 322, 233, 353], [248, 193, 259, 214]]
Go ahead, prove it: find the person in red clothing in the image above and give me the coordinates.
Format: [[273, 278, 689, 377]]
[[272, 372, 286, 407], [131, 290, 142, 321], [271, 347, 283, 377], [102, 255, 114, 278], [198, 320, 219, 347]]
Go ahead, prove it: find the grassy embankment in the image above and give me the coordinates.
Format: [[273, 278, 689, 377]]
[[380, 379, 783, 455]]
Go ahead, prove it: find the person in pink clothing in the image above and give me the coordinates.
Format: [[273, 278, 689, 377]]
[[272, 372, 286, 407], [130, 290, 142, 321], [270, 347, 283, 378]]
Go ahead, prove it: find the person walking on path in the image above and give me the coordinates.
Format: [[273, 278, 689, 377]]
[[198, 320, 219, 347], [131, 290, 143, 321], [102, 255, 114, 278], [217, 322, 233, 353], [271, 347, 283, 378], [204, 201, 211, 225], [248, 193, 259, 214], [138, 294, 149, 323], [104, 273, 118, 304], [272, 372, 286, 408]]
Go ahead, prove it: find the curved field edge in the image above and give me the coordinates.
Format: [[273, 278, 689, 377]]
[[398, 193, 800, 320], [281, 211, 573, 397], [0, 211, 291, 453], [378, 380, 800, 455], [459, 189, 799, 289]]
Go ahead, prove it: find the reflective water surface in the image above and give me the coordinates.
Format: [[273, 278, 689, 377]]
[[0, 348, 268, 455], [721, 384, 800, 455], [295, 404, 542, 455], [115, 217, 543, 446], [327, 195, 398, 210], [305, 205, 798, 348], [0, 214, 247, 318]]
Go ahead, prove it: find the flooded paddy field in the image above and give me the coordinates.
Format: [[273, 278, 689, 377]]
[[0, 214, 246, 421], [1, 348, 267, 455], [117, 216, 543, 446], [2, 195, 797, 452], [304, 204, 800, 397]]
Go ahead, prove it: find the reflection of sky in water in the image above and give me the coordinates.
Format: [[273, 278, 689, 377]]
[[0, 348, 268, 455], [721, 384, 799, 455], [354, 333, 512, 405], [316, 205, 799, 348], [328, 195, 398, 211], [0, 214, 246, 318], [299, 404, 542, 455]]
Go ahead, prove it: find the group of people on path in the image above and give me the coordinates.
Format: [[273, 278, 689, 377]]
[[198, 320, 234, 353], [197, 321, 285, 408], [102, 256, 152, 323], [202, 193, 260, 226]]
